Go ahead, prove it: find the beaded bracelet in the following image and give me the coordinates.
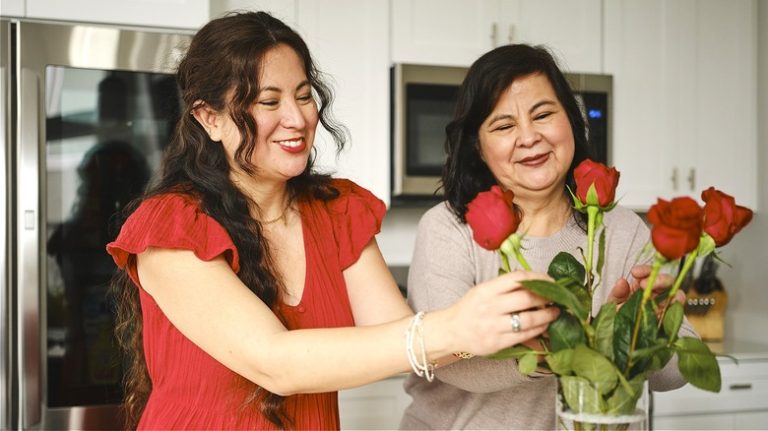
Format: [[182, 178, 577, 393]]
[[405, 312, 436, 381]]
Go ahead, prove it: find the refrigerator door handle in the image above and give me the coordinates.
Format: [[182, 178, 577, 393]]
[[19, 67, 41, 428]]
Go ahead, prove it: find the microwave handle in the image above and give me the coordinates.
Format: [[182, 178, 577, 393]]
[[19, 67, 42, 428]]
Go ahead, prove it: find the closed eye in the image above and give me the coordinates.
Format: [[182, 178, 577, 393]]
[[493, 124, 515, 132], [297, 93, 313, 103]]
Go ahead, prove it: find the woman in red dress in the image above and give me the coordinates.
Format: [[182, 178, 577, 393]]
[[107, 11, 559, 430]]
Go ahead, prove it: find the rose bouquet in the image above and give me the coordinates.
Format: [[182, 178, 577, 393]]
[[466, 159, 753, 429]]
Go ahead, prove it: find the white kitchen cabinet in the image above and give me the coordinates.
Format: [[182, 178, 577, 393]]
[[390, 0, 499, 67], [605, 0, 757, 210], [296, 0, 391, 204], [339, 374, 410, 430], [651, 340, 768, 430], [210, 0, 296, 27], [0, 0, 24, 17], [22, 0, 208, 29], [391, 0, 603, 73], [498, 0, 602, 73]]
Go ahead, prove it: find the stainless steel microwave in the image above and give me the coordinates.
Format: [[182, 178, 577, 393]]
[[390, 63, 612, 204]]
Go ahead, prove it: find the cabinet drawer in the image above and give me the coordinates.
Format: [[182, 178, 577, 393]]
[[653, 360, 768, 416]]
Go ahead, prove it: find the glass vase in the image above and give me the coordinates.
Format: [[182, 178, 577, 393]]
[[555, 378, 648, 431]]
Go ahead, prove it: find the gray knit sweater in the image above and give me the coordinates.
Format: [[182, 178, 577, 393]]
[[400, 202, 697, 430]]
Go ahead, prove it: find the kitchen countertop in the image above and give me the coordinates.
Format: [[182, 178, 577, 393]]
[[706, 338, 768, 361]]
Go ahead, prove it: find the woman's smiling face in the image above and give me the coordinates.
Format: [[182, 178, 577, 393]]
[[478, 72, 575, 199], [217, 43, 319, 183]]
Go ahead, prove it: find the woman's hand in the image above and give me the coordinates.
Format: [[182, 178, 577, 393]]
[[440, 271, 560, 357], [609, 264, 685, 307]]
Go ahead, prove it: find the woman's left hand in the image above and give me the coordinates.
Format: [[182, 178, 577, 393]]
[[608, 264, 685, 306]]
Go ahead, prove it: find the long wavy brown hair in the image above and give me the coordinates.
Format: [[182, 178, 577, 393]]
[[110, 11, 346, 430]]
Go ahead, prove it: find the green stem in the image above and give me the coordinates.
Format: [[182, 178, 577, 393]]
[[585, 206, 599, 294], [500, 251, 511, 273], [513, 246, 532, 271], [657, 250, 698, 330], [626, 255, 663, 374], [502, 234, 532, 271]]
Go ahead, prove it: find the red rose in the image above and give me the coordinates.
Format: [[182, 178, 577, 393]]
[[466, 185, 520, 250], [574, 159, 620, 207], [701, 187, 753, 247], [647, 197, 704, 260]]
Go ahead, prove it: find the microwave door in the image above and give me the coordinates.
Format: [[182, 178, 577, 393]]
[[11, 20, 191, 430]]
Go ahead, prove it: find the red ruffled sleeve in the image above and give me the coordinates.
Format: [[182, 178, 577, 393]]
[[326, 179, 386, 269], [106, 193, 239, 286]]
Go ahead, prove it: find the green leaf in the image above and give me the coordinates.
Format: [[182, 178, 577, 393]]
[[571, 345, 618, 395], [548, 252, 586, 284], [592, 302, 616, 361], [558, 278, 592, 315], [520, 279, 588, 321], [697, 233, 716, 257], [518, 352, 539, 375], [675, 337, 722, 392], [650, 345, 674, 372], [613, 289, 643, 372], [560, 376, 606, 414], [488, 345, 533, 360], [606, 375, 646, 415], [630, 341, 667, 361], [586, 183, 600, 207], [662, 302, 684, 341], [546, 348, 575, 375], [629, 339, 673, 373], [550, 311, 587, 351]]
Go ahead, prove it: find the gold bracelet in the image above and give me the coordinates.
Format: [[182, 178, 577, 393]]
[[453, 352, 475, 359]]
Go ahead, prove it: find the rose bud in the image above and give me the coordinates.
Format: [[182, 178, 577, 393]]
[[574, 159, 620, 207], [466, 185, 520, 250], [647, 197, 704, 261], [701, 187, 753, 247]]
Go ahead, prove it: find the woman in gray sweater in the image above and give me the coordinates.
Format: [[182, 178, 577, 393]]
[[399, 44, 697, 430]]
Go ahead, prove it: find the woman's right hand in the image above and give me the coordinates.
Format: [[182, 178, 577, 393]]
[[436, 271, 559, 357]]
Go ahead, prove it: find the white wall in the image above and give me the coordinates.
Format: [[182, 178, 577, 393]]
[[715, 0, 768, 344]]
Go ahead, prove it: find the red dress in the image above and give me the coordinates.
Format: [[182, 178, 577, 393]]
[[107, 179, 386, 430]]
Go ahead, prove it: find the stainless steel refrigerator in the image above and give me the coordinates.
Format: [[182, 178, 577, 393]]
[[1, 18, 192, 430]]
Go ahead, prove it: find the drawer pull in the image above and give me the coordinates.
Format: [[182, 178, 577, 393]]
[[729, 383, 752, 390]]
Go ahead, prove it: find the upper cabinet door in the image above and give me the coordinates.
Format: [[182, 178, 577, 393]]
[[0, 0, 24, 17], [604, 0, 683, 210], [392, 0, 603, 71], [689, 0, 757, 209], [500, 0, 603, 73], [606, 0, 757, 210], [25, 0, 209, 29], [391, 0, 499, 67], [211, 0, 297, 27]]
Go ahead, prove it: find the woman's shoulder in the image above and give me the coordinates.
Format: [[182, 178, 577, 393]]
[[108, 192, 238, 272], [418, 201, 468, 234], [130, 192, 200, 218], [324, 178, 386, 216]]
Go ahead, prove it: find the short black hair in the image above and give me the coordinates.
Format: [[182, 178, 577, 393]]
[[442, 44, 593, 221]]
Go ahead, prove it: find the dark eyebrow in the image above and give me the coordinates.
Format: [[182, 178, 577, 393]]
[[259, 80, 311, 94], [530, 100, 557, 112], [487, 99, 558, 127]]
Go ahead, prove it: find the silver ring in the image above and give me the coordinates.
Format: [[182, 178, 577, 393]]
[[510, 313, 522, 333]]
